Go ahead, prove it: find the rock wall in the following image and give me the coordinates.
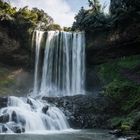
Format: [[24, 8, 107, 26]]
[[0, 26, 33, 96]]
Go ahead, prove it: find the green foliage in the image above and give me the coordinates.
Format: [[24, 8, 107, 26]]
[[88, 0, 101, 13], [0, 0, 55, 31], [72, 0, 111, 31], [98, 55, 140, 114], [109, 111, 140, 131], [110, 0, 140, 15], [0, 0, 17, 16], [98, 55, 140, 83], [63, 27, 71, 32], [110, 116, 133, 130], [47, 24, 61, 31], [103, 80, 140, 112], [73, 0, 140, 32]]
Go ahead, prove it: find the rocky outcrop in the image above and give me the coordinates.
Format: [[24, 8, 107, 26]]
[[42, 106, 49, 114], [42, 95, 110, 129], [0, 114, 9, 123]]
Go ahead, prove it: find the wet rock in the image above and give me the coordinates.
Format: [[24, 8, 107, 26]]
[[0, 113, 9, 123], [0, 97, 8, 109], [0, 124, 8, 133], [11, 111, 17, 123], [42, 106, 49, 114], [12, 125, 25, 133], [27, 98, 33, 106], [2, 125, 8, 132], [11, 111, 26, 126], [6, 122, 25, 133], [109, 129, 123, 137], [126, 136, 140, 140]]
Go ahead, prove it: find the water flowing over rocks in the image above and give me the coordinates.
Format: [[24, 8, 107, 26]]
[[0, 96, 70, 133]]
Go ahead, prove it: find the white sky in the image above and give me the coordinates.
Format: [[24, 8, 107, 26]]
[[7, 0, 110, 27]]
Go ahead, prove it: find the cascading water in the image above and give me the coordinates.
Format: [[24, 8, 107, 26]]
[[33, 30, 44, 96], [0, 96, 69, 133], [33, 31, 85, 97]]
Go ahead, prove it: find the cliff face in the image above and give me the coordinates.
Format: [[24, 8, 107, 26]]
[[0, 26, 33, 96], [0, 26, 32, 68], [85, 23, 140, 93], [86, 23, 140, 65]]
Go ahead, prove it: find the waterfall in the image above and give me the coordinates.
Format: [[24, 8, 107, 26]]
[[33, 30, 44, 96], [0, 30, 85, 133], [33, 31, 85, 97]]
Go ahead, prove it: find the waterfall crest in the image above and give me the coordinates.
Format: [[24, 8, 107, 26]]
[[33, 31, 85, 97]]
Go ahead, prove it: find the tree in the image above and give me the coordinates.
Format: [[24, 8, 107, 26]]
[[72, 0, 109, 31], [88, 0, 101, 13]]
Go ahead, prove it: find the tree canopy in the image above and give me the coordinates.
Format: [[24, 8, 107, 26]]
[[0, 0, 56, 31], [72, 0, 140, 31]]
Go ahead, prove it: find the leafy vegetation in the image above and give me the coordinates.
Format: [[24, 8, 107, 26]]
[[0, 0, 59, 31], [72, 0, 140, 32], [97, 55, 140, 130]]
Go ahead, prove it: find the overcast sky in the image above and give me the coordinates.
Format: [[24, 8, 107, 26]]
[[7, 0, 110, 27]]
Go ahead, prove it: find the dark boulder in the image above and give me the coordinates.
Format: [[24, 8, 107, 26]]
[[0, 113, 9, 123], [11, 111, 18, 123], [42, 106, 49, 114], [11, 111, 26, 126], [0, 97, 8, 108], [27, 98, 33, 106], [12, 125, 25, 133], [6, 122, 25, 133], [0, 124, 8, 133], [109, 129, 123, 137]]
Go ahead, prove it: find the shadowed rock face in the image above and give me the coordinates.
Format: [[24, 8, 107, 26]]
[[86, 40, 140, 66], [0, 26, 30, 68], [0, 113, 9, 123], [0, 97, 8, 109], [42, 95, 110, 129]]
